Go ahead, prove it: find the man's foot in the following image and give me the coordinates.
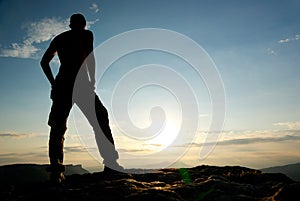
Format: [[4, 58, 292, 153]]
[[103, 164, 124, 174], [49, 172, 65, 185], [46, 165, 66, 185]]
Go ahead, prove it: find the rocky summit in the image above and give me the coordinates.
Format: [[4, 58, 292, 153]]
[[1, 165, 300, 201]]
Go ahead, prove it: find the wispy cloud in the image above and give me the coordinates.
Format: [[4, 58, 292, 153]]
[[273, 121, 300, 130], [0, 43, 39, 59], [64, 146, 87, 153], [0, 16, 98, 59], [118, 147, 154, 153], [0, 17, 68, 59], [89, 3, 100, 13], [266, 48, 277, 56], [24, 18, 69, 44], [215, 134, 300, 146], [169, 129, 300, 148], [86, 19, 99, 29], [266, 34, 300, 56], [0, 151, 48, 165], [176, 134, 300, 148], [278, 34, 300, 43], [0, 133, 34, 139]]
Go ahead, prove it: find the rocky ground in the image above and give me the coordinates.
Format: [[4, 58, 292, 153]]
[[1, 165, 300, 201]]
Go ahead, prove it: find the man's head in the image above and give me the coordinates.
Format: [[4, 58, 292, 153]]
[[69, 13, 86, 30]]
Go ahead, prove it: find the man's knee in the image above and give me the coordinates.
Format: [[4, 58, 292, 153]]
[[95, 96, 109, 119], [95, 96, 107, 111], [49, 125, 67, 141]]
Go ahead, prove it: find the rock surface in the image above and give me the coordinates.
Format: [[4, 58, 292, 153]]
[[1, 165, 300, 201], [0, 164, 89, 185]]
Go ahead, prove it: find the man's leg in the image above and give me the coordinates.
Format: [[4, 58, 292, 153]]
[[48, 126, 66, 184], [94, 94, 120, 167], [47, 99, 72, 182], [76, 93, 120, 170], [48, 126, 66, 171]]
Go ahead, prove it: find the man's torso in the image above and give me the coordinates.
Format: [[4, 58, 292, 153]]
[[53, 29, 93, 86]]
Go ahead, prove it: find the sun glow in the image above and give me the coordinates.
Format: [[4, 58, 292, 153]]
[[146, 120, 180, 150]]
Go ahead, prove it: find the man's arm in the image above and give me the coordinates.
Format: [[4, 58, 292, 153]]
[[86, 31, 96, 87], [40, 41, 57, 86], [87, 52, 96, 86]]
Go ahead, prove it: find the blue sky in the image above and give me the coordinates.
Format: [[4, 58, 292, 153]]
[[0, 0, 300, 171]]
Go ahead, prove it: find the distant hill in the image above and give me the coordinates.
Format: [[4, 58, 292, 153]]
[[0, 164, 89, 185], [261, 162, 300, 181]]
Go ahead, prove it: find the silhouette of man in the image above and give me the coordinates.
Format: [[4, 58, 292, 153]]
[[41, 13, 121, 184]]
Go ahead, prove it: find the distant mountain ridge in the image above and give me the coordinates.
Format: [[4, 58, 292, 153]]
[[261, 162, 300, 181], [0, 164, 89, 185]]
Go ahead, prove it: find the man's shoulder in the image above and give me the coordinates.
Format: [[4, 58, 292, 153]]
[[52, 30, 93, 45], [84, 29, 93, 34], [58, 30, 73, 36], [59, 29, 93, 37], [53, 30, 71, 40], [84, 30, 93, 37], [81, 30, 93, 41]]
